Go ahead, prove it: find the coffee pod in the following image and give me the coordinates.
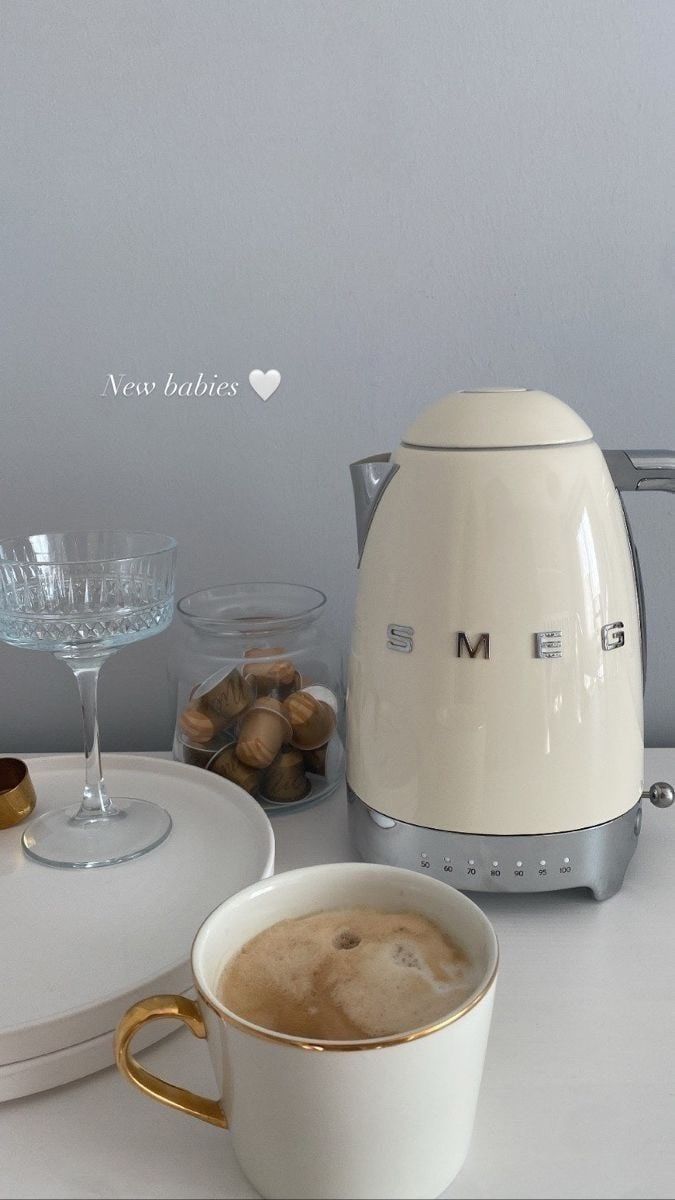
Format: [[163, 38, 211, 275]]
[[301, 684, 338, 714], [260, 747, 311, 803], [303, 744, 327, 776], [178, 704, 225, 745], [243, 648, 298, 697], [177, 730, 232, 768], [283, 669, 303, 698], [195, 667, 254, 723], [207, 743, 261, 794], [303, 735, 343, 779], [177, 738, 222, 769], [235, 698, 292, 768], [284, 688, 336, 751], [243, 645, 285, 662]]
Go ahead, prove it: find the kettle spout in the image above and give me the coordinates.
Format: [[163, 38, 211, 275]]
[[350, 454, 399, 565]]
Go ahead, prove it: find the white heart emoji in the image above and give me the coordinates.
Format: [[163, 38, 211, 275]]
[[249, 368, 281, 401]]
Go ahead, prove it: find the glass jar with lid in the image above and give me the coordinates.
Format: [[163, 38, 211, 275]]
[[172, 583, 344, 810]]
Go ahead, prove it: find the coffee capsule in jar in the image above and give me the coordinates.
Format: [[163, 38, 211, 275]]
[[303, 744, 327, 776], [303, 735, 344, 781], [207, 744, 261, 794], [178, 704, 226, 746], [261, 747, 311, 803], [236, 698, 292, 768], [195, 667, 254, 722], [242, 648, 300, 698], [176, 735, 226, 769], [284, 688, 337, 751]]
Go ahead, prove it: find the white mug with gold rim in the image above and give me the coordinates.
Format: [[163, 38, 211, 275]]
[[115, 862, 498, 1200]]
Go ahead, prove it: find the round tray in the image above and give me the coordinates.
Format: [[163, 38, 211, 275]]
[[0, 754, 274, 1097], [0, 987, 196, 1103]]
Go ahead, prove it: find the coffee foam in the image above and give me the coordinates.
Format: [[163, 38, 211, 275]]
[[218, 907, 479, 1041]]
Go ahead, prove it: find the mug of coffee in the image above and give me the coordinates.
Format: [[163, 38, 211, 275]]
[[115, 863, 498, 1200]]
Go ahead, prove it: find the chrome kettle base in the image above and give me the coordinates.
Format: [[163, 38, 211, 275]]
[[347, 786, 642, 901]]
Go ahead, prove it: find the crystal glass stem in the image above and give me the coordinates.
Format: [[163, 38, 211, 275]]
[[57, 651, 116, 821]]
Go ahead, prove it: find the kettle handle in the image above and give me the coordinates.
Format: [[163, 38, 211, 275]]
[[350, 454, 399, 565], [604, 450, 675, 492], [604, 449, 675, 810]]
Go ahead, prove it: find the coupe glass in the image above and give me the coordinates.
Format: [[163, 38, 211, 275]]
[[0, 531, 177, 869]]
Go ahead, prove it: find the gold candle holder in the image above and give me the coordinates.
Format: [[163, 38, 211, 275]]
[[0, 758, 36, 830]]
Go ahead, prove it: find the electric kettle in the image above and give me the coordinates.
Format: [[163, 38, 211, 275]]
[[347, 388, 674, 899]]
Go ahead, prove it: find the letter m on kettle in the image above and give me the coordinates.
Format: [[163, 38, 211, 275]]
[[457, 632, 490, 659]]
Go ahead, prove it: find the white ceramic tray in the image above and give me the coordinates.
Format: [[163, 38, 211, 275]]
[[0, 754, 274, 1099], [0, 988, 197, 1103]]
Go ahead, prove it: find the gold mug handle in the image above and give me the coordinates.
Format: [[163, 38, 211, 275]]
[[115, 994, 227, 1128]]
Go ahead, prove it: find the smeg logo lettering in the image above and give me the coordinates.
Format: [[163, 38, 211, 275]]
[[385, 623, 626, 658]]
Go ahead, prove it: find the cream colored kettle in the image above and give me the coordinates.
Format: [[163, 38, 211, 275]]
[[347, 388, 673, 899]]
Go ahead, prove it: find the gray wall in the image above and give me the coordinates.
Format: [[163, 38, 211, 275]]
[[1, 0, 675, 751]]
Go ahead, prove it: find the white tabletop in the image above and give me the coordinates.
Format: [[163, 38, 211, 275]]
[[2, 750, 674, 1200]]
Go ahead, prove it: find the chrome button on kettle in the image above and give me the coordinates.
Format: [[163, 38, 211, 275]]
[[643, 782, 675, 809]]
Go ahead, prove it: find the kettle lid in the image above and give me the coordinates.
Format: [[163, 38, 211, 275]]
[[402, 388, 593, 449]]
